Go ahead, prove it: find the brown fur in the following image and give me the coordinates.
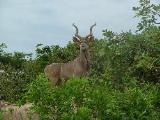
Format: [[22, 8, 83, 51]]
[[44, 49, 90, 86], [44, 23, 96, 86]]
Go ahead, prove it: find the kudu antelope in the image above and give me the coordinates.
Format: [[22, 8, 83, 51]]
[[44, 23, 96, 86]]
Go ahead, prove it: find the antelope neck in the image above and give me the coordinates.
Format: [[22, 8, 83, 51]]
[[80, 50, 90, 64]]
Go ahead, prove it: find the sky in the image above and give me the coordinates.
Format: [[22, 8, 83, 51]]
[[0, 0, 159, 53]]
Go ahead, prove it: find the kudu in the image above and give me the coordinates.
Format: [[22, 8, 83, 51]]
[[44, 23, 96, 86]]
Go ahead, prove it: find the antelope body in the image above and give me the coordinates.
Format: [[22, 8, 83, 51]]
[[44, 23, 96, 86]]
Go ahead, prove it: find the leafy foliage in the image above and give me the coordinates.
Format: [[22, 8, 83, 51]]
[[90, 26, 160, 85], [24, 74, 160, 120], [133, 0, 160, 31], [35, 42, 79, 72]]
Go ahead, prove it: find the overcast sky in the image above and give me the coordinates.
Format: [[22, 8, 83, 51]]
[[0, 0, 159, 53]]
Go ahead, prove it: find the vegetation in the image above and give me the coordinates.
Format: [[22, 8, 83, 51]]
[[0, 0, 160, 119], [24, 74, 159, 119]]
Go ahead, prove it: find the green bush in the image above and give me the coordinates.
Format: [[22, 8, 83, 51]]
[[35, 42, 79, 72], [0, 63, 37, 103], [90, 26, 160, 85], [25, 74, 160, 120]]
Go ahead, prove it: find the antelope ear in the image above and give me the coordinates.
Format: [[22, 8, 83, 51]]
[[73, 36, 81, 44], [86, 35, 94, 43]]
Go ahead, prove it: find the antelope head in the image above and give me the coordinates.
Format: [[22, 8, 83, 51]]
[[72, 23, 96, 51]]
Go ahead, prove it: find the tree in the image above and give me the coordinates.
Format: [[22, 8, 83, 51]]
[[133, 0, 160, 31]]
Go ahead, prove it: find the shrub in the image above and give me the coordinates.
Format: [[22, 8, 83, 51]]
[[90, 27, 160, 84], [0, 63, 36, 103], [24, 74, 160, 120]]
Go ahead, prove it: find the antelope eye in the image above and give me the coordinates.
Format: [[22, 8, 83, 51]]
[[85, 37, 90, 40]]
